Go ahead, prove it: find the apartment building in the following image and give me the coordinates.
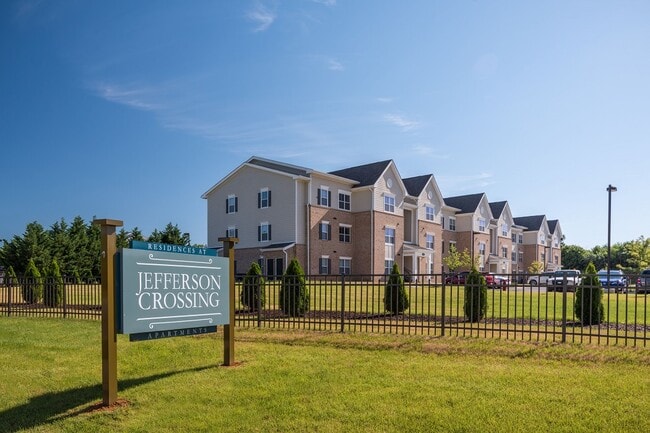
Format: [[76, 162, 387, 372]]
[[202, 156, 562, 277], [513, 215, 563, 272]]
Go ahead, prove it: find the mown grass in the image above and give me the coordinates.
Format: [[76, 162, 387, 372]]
[[1, 317, 649, 433]]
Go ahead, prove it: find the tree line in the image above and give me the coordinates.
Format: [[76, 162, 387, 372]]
[[561, 237, 650, 273], [0, 216, 196, 279]]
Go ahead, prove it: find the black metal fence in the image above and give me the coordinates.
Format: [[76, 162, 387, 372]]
[[2, 273, 648, 346]]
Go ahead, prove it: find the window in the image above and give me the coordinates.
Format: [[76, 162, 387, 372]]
[[478, 218, 486, 232], [519, 251, 523, 263], [317, 187, 331, 207], [449, 217, 456, 231], [502, 246, 508, 258], [258, 188, 271, 208], [539, 233, 546, 245], [339, 258, 351, 275], [511, 233, 516, 242], [385, 227, 395, 244], [319, 256, 331, 275], [319, 222, 331, 240], [501, 223, 508, 237], [339, 225, 351, 243], [384, 194, 395, 213], [554, 255, 559, 265], [553, 236, 559, 247], [511, 249, 517, 261], [478, 242, 486, 256], [441, 216, 445, 229], [384, 260, 394, 275], [425, 205, 434, 221], [541, 252, 546, 262], [226, 226, 238, 238], [426, 234, 434, 249], [226, 195, 238, 214], [258, 222, 271, 242], [338, 191, 351, 211], [518, 234, 523, 244]]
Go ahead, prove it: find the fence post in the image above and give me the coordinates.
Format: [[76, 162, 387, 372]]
[[256, 275, 262, 328], [561, 271, 568, 343], [441, 274, 446, 337], [340, 274, 346, 333], [7, 276, 13, 317]]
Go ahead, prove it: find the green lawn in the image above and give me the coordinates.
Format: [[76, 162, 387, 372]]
[[1, 317, 649, 433]]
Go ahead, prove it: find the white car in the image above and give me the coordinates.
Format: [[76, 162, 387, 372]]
[[527, 272, 555, 286], [547, 270, 582, 292]]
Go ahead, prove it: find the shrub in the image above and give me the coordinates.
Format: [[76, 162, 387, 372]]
[[575, 262, 604, 325], [384, 263, 409, 314], [43, 259, 64, 307], [280, 259, 309, 317], [5, 265, 18, 287], [22, 259, 43, 304], [240, 262, 265, 311], [464, 268, 487, 322]]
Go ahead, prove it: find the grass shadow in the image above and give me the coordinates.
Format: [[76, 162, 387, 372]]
[[0, 364, 219, 433]]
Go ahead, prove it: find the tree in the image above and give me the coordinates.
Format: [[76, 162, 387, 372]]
[[574, 262, 604, 325], [5, 265, 17, 287], [384, 263, 409, 314], [0, 222, 50, 274], [22, 258, 43, 304], [240, 262, 265, 311], [624, 236, 650, 271], [443, 245, 473, 272], [561, 244, 589, 271], [464, 268, 487, 322], [528, 261, 544, 274], [43, 259, 64, 307], [149, 223, 191, 246], [280, 259, 309, 317]]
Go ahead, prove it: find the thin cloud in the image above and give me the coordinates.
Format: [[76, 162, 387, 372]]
[[383, 113, 420, 131], [312, 0, 337, 6], [376, 97, 393, 103], [93, 82, 160, 111], [412, 145, 448, 159], [328, 58, 344, 71], [246, 3, 276, 32], [439, 172, 495, 191]]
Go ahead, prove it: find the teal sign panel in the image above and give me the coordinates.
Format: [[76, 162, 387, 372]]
[[130, 240, 217, 256], [116, 248, 230, 335]]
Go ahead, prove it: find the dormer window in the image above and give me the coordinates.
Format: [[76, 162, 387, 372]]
[[425, 205, 434, 221], [478, 218, 486, 232]]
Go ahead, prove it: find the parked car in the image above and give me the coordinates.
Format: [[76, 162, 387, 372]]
[[527, 272, 555, 286], [547, 270, 582, 292], [482, 272, 508, 289], [444, 271, 470, 285], [597, 269, 627, 292], [636, 269, 650, 294]]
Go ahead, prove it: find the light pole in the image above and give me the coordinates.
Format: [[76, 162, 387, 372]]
[[607, 185, 617, 287]]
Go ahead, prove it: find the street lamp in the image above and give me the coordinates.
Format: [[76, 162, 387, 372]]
[[606, 185, 617, 286]]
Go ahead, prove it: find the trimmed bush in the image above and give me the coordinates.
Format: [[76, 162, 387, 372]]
[[240, 262, 265, 311], [575, 262, 604, 325], [384, 263, 409, 314], [279, 259, 309, 317], [464, 268, 487, 322], [5, 265, 18, 287], [22, 259, 43, 304], [43, 259, 64, 307]]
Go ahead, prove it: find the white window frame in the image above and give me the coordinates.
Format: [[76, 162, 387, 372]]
[[318, 186, 330, 207], [227, 194, 237, 214], [319, 256, 330, 275], [384, 194, 395, 213], [501, 223, 508, 237], [449, 217, 456, 231], [338, 190, 351, 211], [478, 217, 486, 232], [339, 224, 351, 243], [259, 222, 271, 242], [478, 242, 486, 257], [259, 188, 270, 209], [425, 205, 434, 221], [339, 257, 351, 275], [227, 225, 237, 238], [426, 233, 434, 250]]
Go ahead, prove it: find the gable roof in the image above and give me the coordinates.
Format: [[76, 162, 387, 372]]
[[329, 160, 392, 188], [489, 201, 507, 219], [547, 219, 559, 233], [402, 175, 432, 196], [247, 157, 311, 177], [513, 215, 546, 231], [443, 193, 485, 214]]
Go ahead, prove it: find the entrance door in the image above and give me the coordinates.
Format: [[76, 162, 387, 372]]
[[275, 258, 284, 277]]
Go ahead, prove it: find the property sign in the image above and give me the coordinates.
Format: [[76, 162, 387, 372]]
[[116, 244, 230, 336]]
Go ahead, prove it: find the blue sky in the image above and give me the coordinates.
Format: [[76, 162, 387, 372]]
[[1, 0, 648, 249]]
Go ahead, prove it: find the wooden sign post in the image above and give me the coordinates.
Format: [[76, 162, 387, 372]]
[[218, 237, 238, 366], [94, 218, 123, 406]]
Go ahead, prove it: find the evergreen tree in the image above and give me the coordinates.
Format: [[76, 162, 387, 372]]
[[574, 262, 604, 325], [464, 268, 487, 322], [5, 265, 18, 287], [280, 259, 309, 317], [240, 262, 265, 311], [43, 259, 64, 307], [22, 259, 43, 304], [384, 263, 409, 314]]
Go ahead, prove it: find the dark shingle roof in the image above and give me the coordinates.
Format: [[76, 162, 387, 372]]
[[443, 193, 484, 213], [513, 215, 546, 231], [489, 201, 507, 218], [547, 219, 558, 233], [248, 157, 310, 177], [329, 160, 392, 187], [402, 175, 432, 196]]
